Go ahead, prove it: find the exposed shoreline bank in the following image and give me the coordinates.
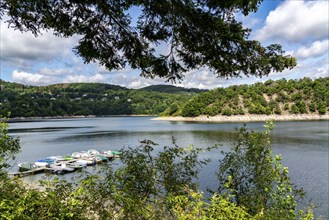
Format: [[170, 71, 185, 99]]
[[152, 114, 329, 122], [6, 114, 329, 123]]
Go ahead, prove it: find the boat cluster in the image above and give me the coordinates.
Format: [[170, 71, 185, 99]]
[[17, 149, 122, 175]]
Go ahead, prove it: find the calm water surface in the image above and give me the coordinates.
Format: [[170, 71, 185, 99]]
[[8, 117, 329, 218]]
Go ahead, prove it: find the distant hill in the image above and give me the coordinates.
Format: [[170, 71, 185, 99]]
[[140, 84, 208, 94], [0, 81, 202, 117], [48, 83, 128, 92], [0, 80, 27, 89]]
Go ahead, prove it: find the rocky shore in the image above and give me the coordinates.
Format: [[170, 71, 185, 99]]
[[152, 114, 329, 122]]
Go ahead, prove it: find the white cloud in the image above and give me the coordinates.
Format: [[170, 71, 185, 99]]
[[12, 70, 54, 85], [63, 73, 105, 83], [181, 69, 217, 89], [97, 65, 111, 75], [39, 67, 73, 76], [123, 76, 164, 89], [255, 1, 329, 43], [297, 57, 329, 79], [89, 73, 104, 82], [109, 68, 264, 90], [128, 80, 149, 88], [294, 40, 329, 60], [0, 19, 78, 68], [11, 68, 106, 85], [0, 18, 82, 75]]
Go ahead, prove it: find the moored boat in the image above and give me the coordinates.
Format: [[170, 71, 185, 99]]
[[63, 155, 73, 161], [111, 150, 122, 158], [75, 159, 94, 166], [49, 163, 75, 174], [67, 161, 87, 170], [102, 150, 115, 159], [87, 149, 100, 155], [96, 154, 109, 162], [103, 150, 122, 159], [34, 161, 49, 167], [72, 152, 83, 158], [18, 162, 35, 172], [48, 155, 65, 162], [34, 158, 56, 167]]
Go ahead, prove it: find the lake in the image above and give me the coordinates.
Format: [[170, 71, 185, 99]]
[[8, 117, 329, 218]]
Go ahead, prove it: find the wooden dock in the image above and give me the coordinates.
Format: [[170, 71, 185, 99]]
[[9, 167, 47, 177]]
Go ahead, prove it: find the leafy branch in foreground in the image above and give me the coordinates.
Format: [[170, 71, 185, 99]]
[[1, 1, 296, 81], [0, 115, 20, 174]]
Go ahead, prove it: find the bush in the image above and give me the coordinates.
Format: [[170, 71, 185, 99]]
[[217, 122, 310, 219], [0, 116, 20, 173], [222, 107, 233, 116], [318, 102, 327, 115], [309, 102, 316, 112], [296, 101, 307, 114], [274, 105, 282, 115], [290, 104, 299, 114]]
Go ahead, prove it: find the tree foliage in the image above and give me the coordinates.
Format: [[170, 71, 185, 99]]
[[217, 122, 306, 219], [0, 115, 20, 174], [1, 0, 296, 81]]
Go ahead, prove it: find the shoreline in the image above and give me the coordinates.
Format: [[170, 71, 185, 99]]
[[7, 115, 155, 122], [6, 114, 329, 123], [8, 115, 96, 122], [152, 114, 329, 122]]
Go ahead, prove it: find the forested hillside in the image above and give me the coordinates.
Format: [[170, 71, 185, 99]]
[[170, 78, 328, 117], [0, 82, 201, 117], [0, 78, 327, 118]]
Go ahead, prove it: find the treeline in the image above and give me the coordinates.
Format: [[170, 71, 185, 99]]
[[171, 78, 328, 117], [0, 82, 202, 117]]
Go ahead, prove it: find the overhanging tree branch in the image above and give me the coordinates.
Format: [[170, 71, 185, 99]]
[[0, 0, 296, 82]]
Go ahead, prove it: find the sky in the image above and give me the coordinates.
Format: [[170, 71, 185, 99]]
[[0, 0, 328, 89]]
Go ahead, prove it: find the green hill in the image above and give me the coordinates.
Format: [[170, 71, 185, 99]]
[[171, 78, 328, 117], [0, 81, 199, 117], [1, 78, 327, 118]]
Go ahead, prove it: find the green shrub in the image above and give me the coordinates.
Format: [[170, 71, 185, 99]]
[[318, 102, 327, 115], [290, 104, 299, 114], [217, 122, 311, 219], [309, 102, 316, 112], [222, 107, 233, 116]]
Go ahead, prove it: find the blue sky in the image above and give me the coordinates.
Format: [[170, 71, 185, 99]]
[[0, 0, 328, 89]]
